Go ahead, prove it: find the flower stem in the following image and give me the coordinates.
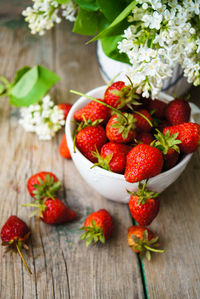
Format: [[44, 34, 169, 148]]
[[16, 243, 32, 274]]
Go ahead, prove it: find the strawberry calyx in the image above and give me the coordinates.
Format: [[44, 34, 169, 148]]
[[110, 85, 140, 109], [23, 200, 47, 218], [73, 115, 104, 152], [80, 219, 105, 247], [112, 113, 137, 139], [152, 129, 182, 155], [2, 233, 32, 274], [91, 147, 113, 171], [32, 174, 61, 201], [127, 182, 159, 205], [130, 229, 164, 260]]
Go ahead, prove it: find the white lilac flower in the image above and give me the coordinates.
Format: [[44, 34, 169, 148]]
[[22, 0, 76, 35], [19, 94, 65, 140], [118, 0, 200, 98]]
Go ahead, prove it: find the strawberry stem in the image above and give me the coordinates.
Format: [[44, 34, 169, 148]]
[[144, 245, 165, 253], [70, 89, 128, 124], [46, 190, 55, 200], [16, 243, 32, 274], [134, 111, 153, 127], [23, 203, 41, 208]]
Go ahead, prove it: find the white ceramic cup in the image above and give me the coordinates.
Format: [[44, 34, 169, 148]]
[[66, 86, 196, 203]]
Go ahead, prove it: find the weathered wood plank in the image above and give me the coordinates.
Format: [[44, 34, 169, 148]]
[[0, 23, 144, 299], [143, 151, 200, 299]]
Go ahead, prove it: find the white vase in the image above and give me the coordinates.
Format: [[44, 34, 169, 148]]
[[97, 41, 192, 97]]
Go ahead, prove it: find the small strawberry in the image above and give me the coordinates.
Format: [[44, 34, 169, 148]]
[[136, 132, 154, 145], [106, 113, 137, 143], [80, 209, 113, 246], [152, 129, 181, 170], [128, 226, 164, 260], [165, 99, 191, 125], [125, 144, 164, 183], [163, 122, 200, 153], [24, 198, 76, 225], [58, 103, 72, 120], [59, 135, 71, 159], [76, 125, 107, 162], [104, 81, 139, 110], [91, 142, 131, 173], [27, 172, 61, 200], [128, 183, 159, 226], [1, 216, 32, 274], [147, 99, 167, 119], [74, 99, 110, 124], [133, 109, 153, 132]]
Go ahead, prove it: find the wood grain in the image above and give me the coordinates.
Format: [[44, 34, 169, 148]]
[[0, 23, 143, 299]]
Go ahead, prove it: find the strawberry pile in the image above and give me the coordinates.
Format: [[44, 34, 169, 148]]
[[72, 81, 200, 182]]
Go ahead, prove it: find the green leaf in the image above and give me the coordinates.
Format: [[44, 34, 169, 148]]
[[96, 0, 126, 22], [56, 0, 70, 3], [101, 35, 130, 64], [11, 66, 31, 86], [73, 0, 99, 11], [88, 0, 137, 42], [73, 7, 108, 35], [9, 65, 60, 107]]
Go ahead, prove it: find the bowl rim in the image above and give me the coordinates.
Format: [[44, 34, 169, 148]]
[[66, 85, 193, 181]]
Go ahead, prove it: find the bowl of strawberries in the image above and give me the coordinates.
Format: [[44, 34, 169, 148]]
[[66, 82, 200, 203]]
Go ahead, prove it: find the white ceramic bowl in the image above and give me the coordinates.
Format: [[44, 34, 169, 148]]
[[66, 86, 193, 203]]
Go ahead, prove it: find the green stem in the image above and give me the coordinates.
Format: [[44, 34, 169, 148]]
[[134, 111, 153, 127], [144, 245, 165, 253], [46, 190, 55, 200], [0, 76, 10, 87], [16, 243, 32, 274], [23, 203, 41, 208], [70, 89, 128, 124]]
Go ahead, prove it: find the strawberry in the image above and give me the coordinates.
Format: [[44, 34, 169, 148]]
[[136, 132, 154, 145], [133, 109, 153, 132], [1, 216, 32, 273], [165, 99, 191, 125], [104, 81, 140, 110], [152, 130, 181, 170], [76, 125, 107, 162], [125, 144, 164, 183], [157, 119, 171, 132], [59, 135, 71, 159], [24, 198, 77, 225], [58, 103, 72, 120], [106, 113, 136, 143], [128, 225, 164, 260], [74, 99, 110, 124], [128, 183, 159, 226], [80, 209, 113, 246], [92, 142, 131, 173], [147, 99, 167, 119], [27, 172, 61, 200], [163, 122, 200, 153]]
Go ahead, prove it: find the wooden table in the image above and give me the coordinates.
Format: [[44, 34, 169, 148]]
[[0, 12, 200, 299]]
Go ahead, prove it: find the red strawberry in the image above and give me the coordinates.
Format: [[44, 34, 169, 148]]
[[128, 183, 159, 226], [1, 216, 32, 274], [133, 109, 153, 132], [147, 99, 167, 119], [24, 198, 77, 225], [153, 130, 181, 170], [80, 209, 113, 246], [59, 135, 71, 159], [136, 132, 154, 145], [165, 99, 191, 125], [163, 122, 200, 153], [104, 81, 139, 109], [92, 142, 131, 173], [74, 99, 110, 124], [128, 225, 164, 260], [27, 172, 61, 200], [106, 113, 136, 143], [76, 125, 107, 163], [125, 144, 163, 183], [58, 103, 72, 120]]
